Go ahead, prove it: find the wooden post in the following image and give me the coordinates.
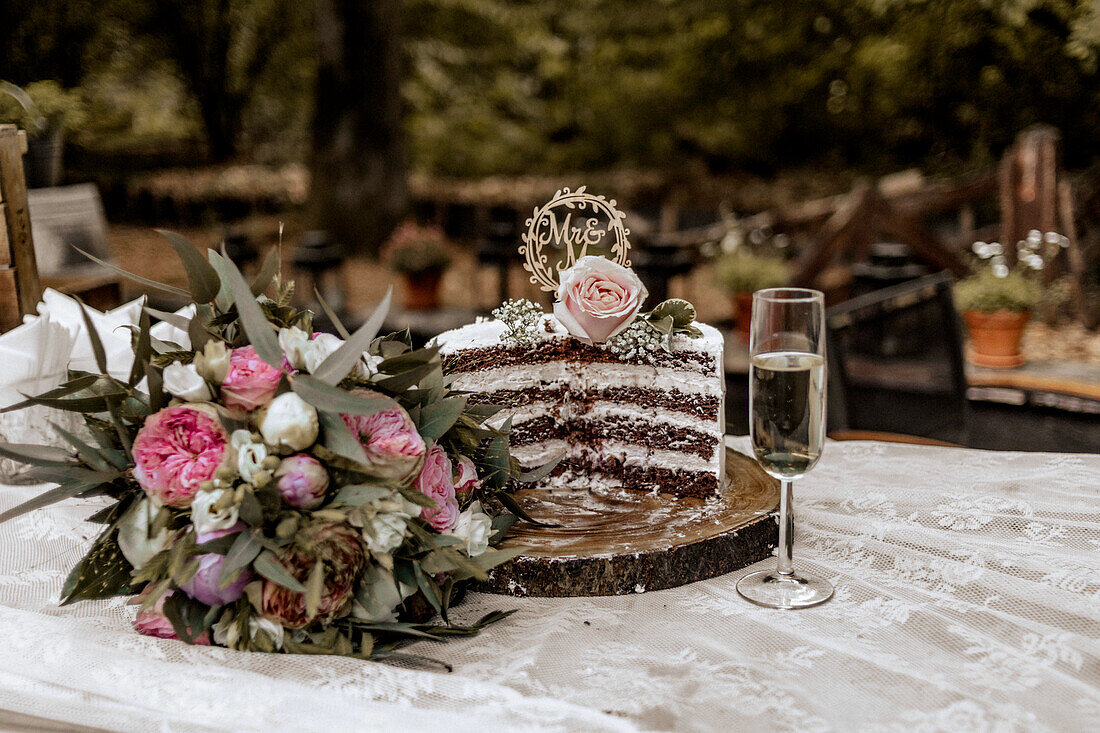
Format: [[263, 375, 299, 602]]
[[0, 124, 42, 331], [1000, 125, 1061, 268]]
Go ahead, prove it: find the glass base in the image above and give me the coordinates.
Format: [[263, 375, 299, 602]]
[[736, 569, 834, 609]]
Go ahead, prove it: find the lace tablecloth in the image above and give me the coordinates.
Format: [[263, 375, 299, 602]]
[[1, 437, 1097, 732]]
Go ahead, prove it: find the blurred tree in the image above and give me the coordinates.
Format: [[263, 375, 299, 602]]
[[136, 0, 299, 161], [0, 0, 103, 87], [310, 0, 406, 255]]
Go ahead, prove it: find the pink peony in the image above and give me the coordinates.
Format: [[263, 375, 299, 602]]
[[453, 455, 481, 503], [275, 454, 330, 509], [132, 404, 232, 508], [416, 443, 459, 532], [261, 522, 365, 629], [133, 590, 212, 644], [553, 256, 649, 344], [180, 551, 253, 607], [220, 345, 283, 411], [341, 403, 426, 480]]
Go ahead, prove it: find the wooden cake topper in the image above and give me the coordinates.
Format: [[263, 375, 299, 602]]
[[520, 186, 632, 292]]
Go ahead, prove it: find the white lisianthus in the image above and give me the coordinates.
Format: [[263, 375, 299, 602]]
[[302, 333, 369, 378], [162, 362, 212, 402], [278, 326, 312, 371], [448, 500, 493, 557], [190, 488, 239, 535], [194, 341, 231, 385], [350, 565, 416, 623], [149, 304, 197, 349], [212, 614, 285, 650], [258, 392, 319, 451], [357, 494, 420, 554], [117, 497, 170, 570], [231, 429, 268, 483]]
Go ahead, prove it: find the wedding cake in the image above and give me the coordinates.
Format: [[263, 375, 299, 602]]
[[435, 188, 726, 499]]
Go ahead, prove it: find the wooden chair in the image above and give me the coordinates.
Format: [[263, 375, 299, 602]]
[[0, 124, 42, 331], [826, 271, 969, 446]]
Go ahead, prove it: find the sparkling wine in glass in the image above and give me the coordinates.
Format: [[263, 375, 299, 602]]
[[737, 288, 833, 609]]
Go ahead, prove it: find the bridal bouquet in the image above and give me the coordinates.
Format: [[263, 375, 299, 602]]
[[0, 232, 548, 664]]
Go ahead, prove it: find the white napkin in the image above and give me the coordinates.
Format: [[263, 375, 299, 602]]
[[149, 303, 196, 350], [0, 314, 83, 473], [32, 288, 145, 381], [0, 314, 78, 410]]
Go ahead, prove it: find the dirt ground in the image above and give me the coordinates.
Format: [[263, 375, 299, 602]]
[[107, 220, 1100, 367]]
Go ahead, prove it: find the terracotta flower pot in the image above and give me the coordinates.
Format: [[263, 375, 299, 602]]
[[402, 270, 443, 310], [732, 292, 754, 343], [964, 310, 1030, 369]]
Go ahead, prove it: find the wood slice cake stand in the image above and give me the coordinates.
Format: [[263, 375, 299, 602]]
[[480, 446, 780, 597]]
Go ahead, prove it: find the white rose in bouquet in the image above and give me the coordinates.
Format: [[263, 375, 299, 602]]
[[449, 500, 493, 557], [213, 614, 285, 650], [163, 362, 212, 402], [258, 392, 319, 451], [278, 326, 312, 371], [117, 497, 170, 570], [232, 430, 269, 483], [194, 341, 231, 385], [355, 493, 420, 554], [190, 488, 240, 536]]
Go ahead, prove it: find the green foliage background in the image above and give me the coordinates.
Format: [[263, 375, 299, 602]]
[[3, 0, 1100, 174]]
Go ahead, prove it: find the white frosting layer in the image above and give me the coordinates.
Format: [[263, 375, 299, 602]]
[[451, 361, 721, 397], [510, 439, 718, 474]]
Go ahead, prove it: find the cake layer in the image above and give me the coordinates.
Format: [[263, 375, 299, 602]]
[[468, 387, 721, 422], [436, 317, 726, 499]]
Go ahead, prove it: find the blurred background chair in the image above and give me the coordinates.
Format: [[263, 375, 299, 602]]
[[826, 270, 969, 445]]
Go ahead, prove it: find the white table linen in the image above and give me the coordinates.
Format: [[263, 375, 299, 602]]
[[1, 436, 1097, 732]]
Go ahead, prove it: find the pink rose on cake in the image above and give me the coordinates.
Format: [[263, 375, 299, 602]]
[[553, 256, 648, 344], [416, 443, 459, 532], [341, 402, 426, 480], [220, 345, 283, 411], [132, 403, 234, 508]]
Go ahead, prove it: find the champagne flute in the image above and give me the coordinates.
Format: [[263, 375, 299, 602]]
[[736, 287, 833, 609]]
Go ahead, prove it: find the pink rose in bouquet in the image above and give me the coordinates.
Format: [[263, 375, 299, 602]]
[[342, 403, 426, 480], [179, 551, 253, 607], [220, 345, 283, 411], [275, 454, 330, 509], [453, 455, 481, 503], [261, 522, 365, 629], [553, 256, 649, 344], [132, 404, 233, 508], [133, 590, 212, 644], [416, 443, 459, 532]]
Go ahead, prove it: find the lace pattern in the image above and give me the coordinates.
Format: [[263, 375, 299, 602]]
[[0, 437, 1096, 731]]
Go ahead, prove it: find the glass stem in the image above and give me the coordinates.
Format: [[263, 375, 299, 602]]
[[777, 479, 794, 576]]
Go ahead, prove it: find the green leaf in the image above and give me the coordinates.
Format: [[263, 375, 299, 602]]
[[72, 246, 191, 299], [50, 422, 111, 472], [75, 298, 109, 375], [481, 417, 512, 490], [374, 361, 440, 393], [0, 441, 77, 467], [219, 530, 262, 587], [160, 593, 197, 644], [128, 309, 152, 388], [0, 480, 104, 524], [253, 550, 307, 593], [59, 526, 135, 605], [250, 246, 281, 297], [317, 411, 370, 466], [496, 490, 558, 527], [292, 375, 397, 416], [647, 298, 697, 328], [516, 450, 565, 483], [313, 287, 350, 339], [0, 374, 101, 415], [311, 286, 392, 385], [218, 248, 283, 368], [157, 229, 221, 303], [417, 396, 468, 442], [143, 307, 192, 334], [304, 560, 324, 619]]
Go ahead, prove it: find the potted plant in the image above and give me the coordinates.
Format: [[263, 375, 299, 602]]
[[383, 222, 452, 310], [0, 81, 86, 188], [715, 251, 790, 341], [955, 265, 1040, 369]]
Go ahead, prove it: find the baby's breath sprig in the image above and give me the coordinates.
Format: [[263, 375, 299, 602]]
[[606, 320, 665, 363], [492, 299, 544, 347]]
